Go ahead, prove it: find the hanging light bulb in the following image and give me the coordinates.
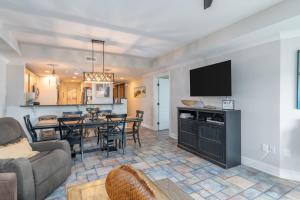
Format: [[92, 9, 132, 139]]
[[47, 64, 59, 86]]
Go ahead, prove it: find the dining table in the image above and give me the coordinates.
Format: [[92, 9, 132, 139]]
[[32, 116, 143, 154], [33, 116, 142, 130]]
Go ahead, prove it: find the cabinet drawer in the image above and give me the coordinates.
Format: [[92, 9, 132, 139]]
[[198, 124, 224, 143], [198, 124, 225, 163], [179, 119, 198, 133], [198, 138, 225, 162], [179, 130, 198, 150]]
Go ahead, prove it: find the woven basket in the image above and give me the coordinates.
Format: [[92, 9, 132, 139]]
[[105, 165, 156, 200]]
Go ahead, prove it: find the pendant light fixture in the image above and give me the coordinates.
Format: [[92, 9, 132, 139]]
[[83, 39, 114, 83], [47, 64, 59, 86]]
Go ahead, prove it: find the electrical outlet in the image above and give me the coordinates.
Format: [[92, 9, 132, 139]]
[[262, 144, 269, 153]]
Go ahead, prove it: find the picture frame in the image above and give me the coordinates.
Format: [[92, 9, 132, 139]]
[[134, 86, 146, 98], [222, 99, 234, 110], [95, 84, 110, 98]]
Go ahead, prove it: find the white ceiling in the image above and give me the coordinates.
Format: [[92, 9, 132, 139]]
[[0, 0, 284, 80]]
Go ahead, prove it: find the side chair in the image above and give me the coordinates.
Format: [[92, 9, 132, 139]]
[[58, 116, 84, 160], [102, 114, 127, 158], [125, 110, 144, 147]]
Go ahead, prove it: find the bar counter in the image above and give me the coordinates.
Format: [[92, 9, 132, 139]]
[[20, 103, 123, 107]]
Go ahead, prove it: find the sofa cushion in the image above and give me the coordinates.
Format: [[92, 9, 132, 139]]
[[31, 149, 68, 185], [0, 138, 39, 159], [0, 117, 27, 145]]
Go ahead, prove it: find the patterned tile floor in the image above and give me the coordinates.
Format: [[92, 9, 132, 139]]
[[47, 128, 300, 200]]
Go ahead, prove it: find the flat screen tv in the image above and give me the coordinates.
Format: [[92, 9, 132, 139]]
[[190, 60, 232, 96]]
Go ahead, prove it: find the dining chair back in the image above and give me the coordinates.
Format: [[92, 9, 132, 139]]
[[23, 115, 38, 142], [94, 110, 113, 145], [38, 115, 57, 121], [97, 110, 112, 117], [62, 111, 83, 118], [104, 114, 127, 157], [136, 110, 144, 119], [127, 110, 144, 147], [58, 116, 84, 160]]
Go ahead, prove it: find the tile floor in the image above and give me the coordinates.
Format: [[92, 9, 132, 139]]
[[47, 128, 300, 200]]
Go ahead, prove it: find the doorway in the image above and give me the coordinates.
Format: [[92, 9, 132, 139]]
[[155, 75, 170, 132], [67, 87, 78, 104]]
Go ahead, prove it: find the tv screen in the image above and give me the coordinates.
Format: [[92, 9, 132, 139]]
[[190, 60, 231, 96]]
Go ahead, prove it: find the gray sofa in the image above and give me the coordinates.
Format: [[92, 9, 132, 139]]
[[0, 173, 17, 200], [0, 117, 72, 200]]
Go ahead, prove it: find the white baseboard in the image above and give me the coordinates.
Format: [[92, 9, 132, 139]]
[[242, 156, 300, 181], [241, 156, 279, 177], [280, 168, 300, 182], [169, 132, 177, 140], [142, 124, 154, 130]]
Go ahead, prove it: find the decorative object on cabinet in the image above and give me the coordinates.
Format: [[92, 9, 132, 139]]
[[181, 100, 204, 107], [222, 99, 234, 110]]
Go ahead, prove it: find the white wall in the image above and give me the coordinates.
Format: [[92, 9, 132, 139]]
[[36, 76, 58, 105], [279, 36, 300, 180], [222, 43, 281, 168], [168, 41, 281, 168], [131, 41, 282, 174], [0, 57, 7, 116], [6, 65, 25, 107], [127, 76, 154, 129]]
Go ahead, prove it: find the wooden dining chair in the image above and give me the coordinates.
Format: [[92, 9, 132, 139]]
[[58, 116, 84, 160], [23, 115, 38, 142], [38, 115, 57, 121], [23, 115, 58, 142], [102, 114, 127, 157], [125, 110, 144, 147], [38, 115, 58, 140], [96, 110, 113, 145], [62, 111, 83, 118]]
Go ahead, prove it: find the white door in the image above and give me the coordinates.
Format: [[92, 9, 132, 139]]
[[158, 78, 170, 130]]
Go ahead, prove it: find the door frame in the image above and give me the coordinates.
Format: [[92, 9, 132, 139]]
[[153, 72, 171, 133]]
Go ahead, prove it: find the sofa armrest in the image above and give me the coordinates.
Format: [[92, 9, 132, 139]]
[[0, 173, 17, 200], [0, 158, 35, 200], [31, 140, 71, 155]]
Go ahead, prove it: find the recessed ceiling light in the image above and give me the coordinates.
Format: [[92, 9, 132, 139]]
[[71, 80, 75, 82], [72, 76, 77, 79], [45, 70, 50, 73], [74, 72, 79, 75]]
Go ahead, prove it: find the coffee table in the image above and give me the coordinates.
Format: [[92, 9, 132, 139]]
[[67, 178, 192, 200]]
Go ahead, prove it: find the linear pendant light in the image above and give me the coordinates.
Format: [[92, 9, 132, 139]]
[[83, 39, 114, 83]]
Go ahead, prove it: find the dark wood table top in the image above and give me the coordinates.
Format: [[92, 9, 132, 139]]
[[33, 117, 142, 130]]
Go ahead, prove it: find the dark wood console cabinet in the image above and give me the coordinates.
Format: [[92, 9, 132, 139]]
[[178, 107, 241, 169]]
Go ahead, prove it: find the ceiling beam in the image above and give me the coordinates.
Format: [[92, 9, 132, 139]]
[[0, 1, 180, 43], [0, 23, 21, 55], [19, 42, 154, 69], [3, 24, 155, 53]]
